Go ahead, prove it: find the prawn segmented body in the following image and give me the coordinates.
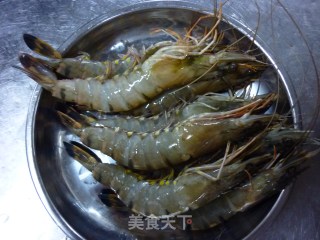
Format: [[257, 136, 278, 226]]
[[76, 93, 276, 132], [64, 127, 319, 219], [59, 99, 277, 170], [127, 60, 267, 116], [64, 141, 274, 217], [19, 47, 262, 113]]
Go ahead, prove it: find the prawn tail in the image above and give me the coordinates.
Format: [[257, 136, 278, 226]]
[[17, 53, 57, 90], [23, 33, 62, 59], [57, 110, 89, 133], [56, 103, 95, 125], [98, 189, 132, 215], [63, 141, 101, 171]]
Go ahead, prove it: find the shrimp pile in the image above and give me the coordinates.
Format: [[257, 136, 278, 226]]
[[18, 5, 319, 231]]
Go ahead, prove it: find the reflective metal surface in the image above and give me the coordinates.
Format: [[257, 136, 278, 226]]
[[1, 1, 319, 240]]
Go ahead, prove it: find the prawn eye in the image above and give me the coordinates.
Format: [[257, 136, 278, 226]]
[[245, 69, 253, 75], [228, 63, 238, 72], [240, 66, 255, 75]]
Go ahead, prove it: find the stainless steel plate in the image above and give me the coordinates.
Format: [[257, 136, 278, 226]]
[[26, 2, 305, 240]]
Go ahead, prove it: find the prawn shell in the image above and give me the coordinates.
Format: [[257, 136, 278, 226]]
[[20, 41, 267, 113], [72, 114, 277, 170], [91, 154, 272, 217]]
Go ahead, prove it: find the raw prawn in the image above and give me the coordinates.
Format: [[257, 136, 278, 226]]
[[110, 60, 267, 116], [58, 100, 277, 170], [72, 93, 276, 132], [19, 38, 265, 113], [64, 141, 274, 217]]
